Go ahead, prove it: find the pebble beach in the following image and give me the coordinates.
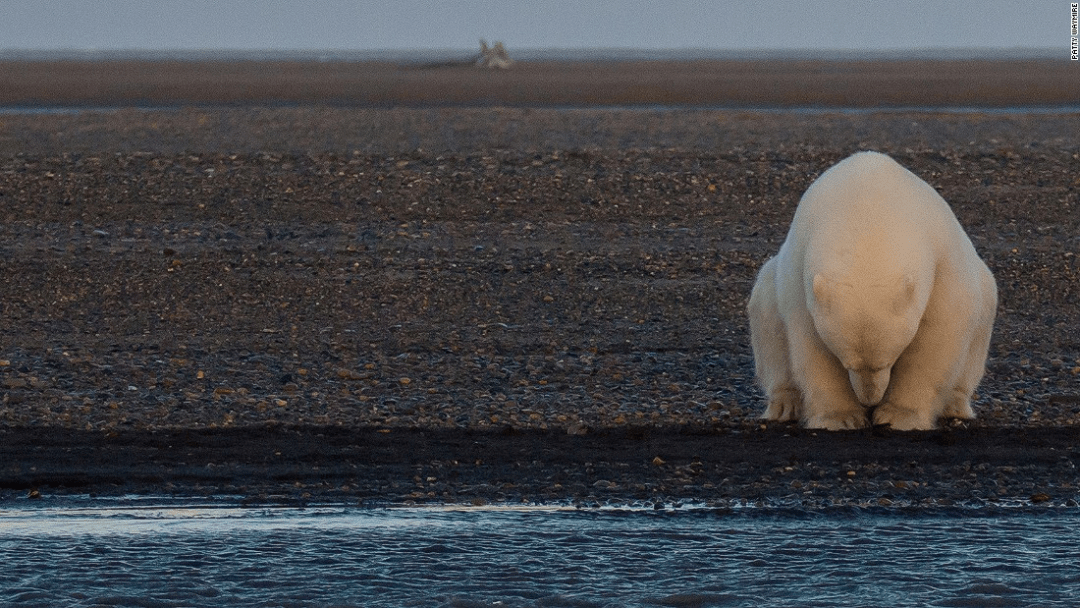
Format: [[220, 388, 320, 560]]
[[0, 59, 1078, 506]]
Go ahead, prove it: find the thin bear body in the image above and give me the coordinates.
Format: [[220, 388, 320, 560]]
[[748, 151, 997, 430]]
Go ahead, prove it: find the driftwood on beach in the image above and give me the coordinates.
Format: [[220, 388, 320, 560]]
[[477, 40, 513, 69], [401, 39, 514, 70]]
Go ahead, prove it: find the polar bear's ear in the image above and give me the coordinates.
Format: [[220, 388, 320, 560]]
[[892, 276, 916, 314], [812, 274, 830, 308]]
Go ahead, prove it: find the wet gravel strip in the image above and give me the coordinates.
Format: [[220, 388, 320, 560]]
[[2, 424, 1078, 509]]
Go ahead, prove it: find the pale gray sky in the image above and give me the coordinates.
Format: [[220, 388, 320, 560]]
[[0, 0, 1065, 52]]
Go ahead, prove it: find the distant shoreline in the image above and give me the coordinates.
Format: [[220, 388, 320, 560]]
[[3, 103, 1080, 115], [0, 58, 1075, 108]]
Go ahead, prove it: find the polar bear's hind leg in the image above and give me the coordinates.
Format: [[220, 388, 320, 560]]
[[942, 267, 997, 420]]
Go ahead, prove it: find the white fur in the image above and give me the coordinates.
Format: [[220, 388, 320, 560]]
[[748, 151, 997, 430]]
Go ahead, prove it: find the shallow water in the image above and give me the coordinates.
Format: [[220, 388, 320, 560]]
[[2, 500, 1079, 607]]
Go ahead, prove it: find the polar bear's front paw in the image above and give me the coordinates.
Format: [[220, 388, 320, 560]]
[[762, 389, 802, 422], [940, 390, 976, 420], [804, 408, 869, 431], [872, 402, 937, 431]]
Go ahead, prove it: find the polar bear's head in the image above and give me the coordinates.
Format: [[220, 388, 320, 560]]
[[810, 274, 922, 406]]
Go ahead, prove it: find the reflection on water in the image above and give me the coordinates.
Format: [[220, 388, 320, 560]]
[[1, 501, 1078, 607]]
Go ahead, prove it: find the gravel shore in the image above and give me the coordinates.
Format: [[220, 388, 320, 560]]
[[1, 65, 1078, 505]]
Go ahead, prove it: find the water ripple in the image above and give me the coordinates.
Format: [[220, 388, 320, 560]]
[[1, 504, 1078, 607]]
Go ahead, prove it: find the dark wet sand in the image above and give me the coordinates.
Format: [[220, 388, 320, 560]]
[[3, 425, 1080, 508], [0, 60, 1078, 507]]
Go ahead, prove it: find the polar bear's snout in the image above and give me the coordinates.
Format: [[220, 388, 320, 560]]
[[848, 368, 891, 406]]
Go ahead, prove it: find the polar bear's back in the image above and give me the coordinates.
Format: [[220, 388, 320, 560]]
[[774, 150, 981, 303], [798, 151, 952, 229], [787, 151, 970, 269]]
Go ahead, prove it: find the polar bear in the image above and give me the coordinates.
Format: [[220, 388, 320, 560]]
[[748, 151, 996, 430]]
